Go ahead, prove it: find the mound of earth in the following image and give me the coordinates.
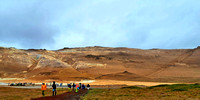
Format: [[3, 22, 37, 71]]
[[95, 71, 150, 81]]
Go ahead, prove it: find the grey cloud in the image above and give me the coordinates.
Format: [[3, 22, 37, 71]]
[[0, 0, 63, 49], [0, 0, 200, 49]]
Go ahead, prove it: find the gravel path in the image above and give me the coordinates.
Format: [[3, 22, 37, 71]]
[[31, 89, 88, 100]]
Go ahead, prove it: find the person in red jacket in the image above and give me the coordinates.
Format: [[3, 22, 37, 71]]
[[75, 84, 79, 92], [41, 83, 47, 97]]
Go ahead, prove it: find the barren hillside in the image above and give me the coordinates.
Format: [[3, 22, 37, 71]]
[[0, 46, 200, 82]]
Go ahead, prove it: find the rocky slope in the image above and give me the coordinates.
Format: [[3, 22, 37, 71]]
[[0, 46, 200, 82]]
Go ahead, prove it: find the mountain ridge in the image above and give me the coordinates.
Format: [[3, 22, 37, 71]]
[[0, 46, 200, 83]]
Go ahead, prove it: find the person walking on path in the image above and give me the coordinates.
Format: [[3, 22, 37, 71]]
[[87, 84, 90, 90], [72, 83, 76, 91], [79, 83, 82, 89], [75, 84, 79, 93], [60, 83, 62, 87], [52, 81, 57, 96], [82, 84, 86, 89], [41, 83, 47, 97], [67, 83, 72, 92]]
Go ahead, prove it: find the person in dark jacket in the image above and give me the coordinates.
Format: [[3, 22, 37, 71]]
[[52, 81, 57, 96], [72, 83, 76, 91], [82, 84, 86, 89], [68, 83, 72, 92], [87, 84, 90, 90], [79, 83, 82, 89]]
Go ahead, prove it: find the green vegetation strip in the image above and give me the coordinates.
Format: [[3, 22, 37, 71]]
[[148, 83, 200, 91], [1, 84, 200, 99], [81, 84, 200, 99]]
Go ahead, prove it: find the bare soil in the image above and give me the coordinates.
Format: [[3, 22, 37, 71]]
[[0, 46, 200, 83], [31, 89, 88, 100]]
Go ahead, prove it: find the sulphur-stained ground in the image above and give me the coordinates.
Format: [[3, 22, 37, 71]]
[[1, 46, 200, 83]]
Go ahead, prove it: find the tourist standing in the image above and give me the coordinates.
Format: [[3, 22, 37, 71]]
[[68, 83, 72, 92], [52, 81, 57, 96], [75, 84, 79, 92], [41, 83, 47, 97], [87, 84, 90, 90], [82, 84, 86, 89], [79, 83, 82, 89], [72, 83, 76, 91]]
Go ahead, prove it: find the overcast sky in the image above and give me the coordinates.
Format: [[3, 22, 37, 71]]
[[0, 0, 200, 50]]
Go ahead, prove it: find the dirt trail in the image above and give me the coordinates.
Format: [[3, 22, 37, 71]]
[[27, 58, 41, 72], [31, 89, 88, 100]]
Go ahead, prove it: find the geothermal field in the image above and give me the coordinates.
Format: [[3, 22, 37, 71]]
[[0, 46, 200, 99]]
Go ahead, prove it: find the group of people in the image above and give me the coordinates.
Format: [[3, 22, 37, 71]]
[[41, 81, 90, 97], [67, 83, 90, 92], [41, 81, 57, 97]]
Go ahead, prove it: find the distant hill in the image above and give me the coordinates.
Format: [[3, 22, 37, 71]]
[[0, 46, 200, 82]]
